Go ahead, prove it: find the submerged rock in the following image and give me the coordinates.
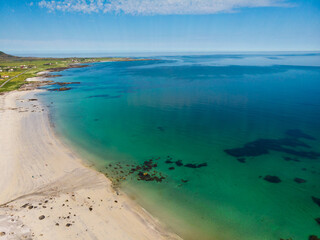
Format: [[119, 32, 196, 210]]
[[175, 160, 183, 166], [49, 87, 72, 91], [315, 218, 320, 225], [263, 175, 282, 183], [184, 162, 207, 168], [294, 177, 306, 183], [237, 158, 246, 163], [55, 82, 80, 86], [309, 235, 320, 240], [312, 196, 320, 207]]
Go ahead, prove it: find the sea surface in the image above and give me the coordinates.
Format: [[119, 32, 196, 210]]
[[40, 53, 320, 240]]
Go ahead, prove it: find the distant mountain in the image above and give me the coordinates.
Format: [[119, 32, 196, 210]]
[[0, 51, 22, 61]]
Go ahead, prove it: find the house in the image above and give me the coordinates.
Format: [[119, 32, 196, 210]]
[[4, 75, 9, 78], [0, 69, 2, 72]]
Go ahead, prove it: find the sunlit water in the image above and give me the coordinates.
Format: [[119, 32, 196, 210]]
[[39, 53, 320, 240]]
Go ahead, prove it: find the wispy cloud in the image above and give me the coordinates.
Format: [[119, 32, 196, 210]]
[[38, 0, 290, 15]]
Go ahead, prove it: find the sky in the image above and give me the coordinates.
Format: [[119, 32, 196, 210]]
[[0, 0, 320, 54]]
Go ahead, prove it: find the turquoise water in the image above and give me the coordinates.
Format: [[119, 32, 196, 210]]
[[40, 53, 320, 240]]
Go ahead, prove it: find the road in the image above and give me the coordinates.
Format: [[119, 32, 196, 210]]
[[0, 69, 29, 88]]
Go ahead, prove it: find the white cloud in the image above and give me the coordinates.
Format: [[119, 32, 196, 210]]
[[38, 0, 289, 15]]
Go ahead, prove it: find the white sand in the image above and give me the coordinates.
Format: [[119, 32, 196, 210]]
[[0, 90, 182, 240]]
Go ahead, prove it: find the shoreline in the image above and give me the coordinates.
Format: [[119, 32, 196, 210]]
[[0, 89, 182, 240]]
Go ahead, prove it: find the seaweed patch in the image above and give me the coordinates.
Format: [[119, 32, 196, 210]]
[[312, 196, 320, 208], [225, 130, 319, 160], [286, 129, 316, 140], [263, 175, 282, 183]]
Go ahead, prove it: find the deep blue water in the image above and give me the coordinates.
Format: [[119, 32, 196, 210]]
[[40, 53, 320, 240]]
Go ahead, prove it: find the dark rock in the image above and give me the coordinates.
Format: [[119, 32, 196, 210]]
[[165, 160, 173, 164], [315, 218, 320, 225], [47, 65, 89, 72], [21, 203, 29, 208], [55, 82, 80, 86], [181, 179, 189, 183], [185, 163, 197, 168], [263, 175, 281, 183], [294, 178, 306, 183], [58, 87, 71, 91], [198, 163, 208, 167], [66, 223, 72, 227], [49, 87, 72, 92], [312, 197, 320, 207], [169, 167, 175, 170], [184, 162, 208, 168], [237, 158, 246, 163], [39, 215, 45, 220], [89, 207, 93, 211], [0, 232, 5, 236], [309, 235, 320, 240], [175, 160, 183, 166]]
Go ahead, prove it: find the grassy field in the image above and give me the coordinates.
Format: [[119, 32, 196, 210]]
[[0, 51, 135, 93]]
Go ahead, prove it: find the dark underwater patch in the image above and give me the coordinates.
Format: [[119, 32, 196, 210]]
[[286, 129, 316, 140], [309, 235, 320, 240], [157, 126, 165, 132], [87, 94, 121, 99], [263, 175, 282, 183], [283, 156, 300, 162], [175, 160, 183, 166], [294, 178, 306, 183], [225, 130, 320, 160], [237, 158, 246, 163], [312, 196, 320, 208], [184, 162, 208, 169]]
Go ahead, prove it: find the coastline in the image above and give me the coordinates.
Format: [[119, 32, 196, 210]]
[[0, 89, 182, 240]]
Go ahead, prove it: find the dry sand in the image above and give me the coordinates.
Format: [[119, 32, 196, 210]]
[[0, 90, 182, 240]]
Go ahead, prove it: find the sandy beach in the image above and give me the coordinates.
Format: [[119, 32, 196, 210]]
[[0, 89, 182, 240]]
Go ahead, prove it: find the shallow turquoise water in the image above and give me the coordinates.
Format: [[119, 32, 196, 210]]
[[40, 53, 320, 240]]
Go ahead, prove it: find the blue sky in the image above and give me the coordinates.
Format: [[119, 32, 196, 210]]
[[0, 0, 320, 53]]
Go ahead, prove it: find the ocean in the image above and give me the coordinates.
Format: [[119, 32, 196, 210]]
[[39, 52, 320, 240]]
